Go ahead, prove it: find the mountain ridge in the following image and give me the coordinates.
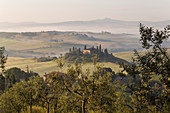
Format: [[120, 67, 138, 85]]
[[0, 18, 169, 33], [1, 18, 170, 24]]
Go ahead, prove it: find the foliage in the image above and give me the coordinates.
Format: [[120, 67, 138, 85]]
[[5, 67, 38, 81], [64, 46, 130, 64], [120, 24, 170, 113], [0, 75, 5, 92], [35, 56, 57, 62], [0, 47, 7, 92], [5, 67, 38, 89], [61, 60, 117, 113]]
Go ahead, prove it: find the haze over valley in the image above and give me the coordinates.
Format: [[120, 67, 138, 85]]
[[0, 18, 170, 34], [0, 18, 169, 58]]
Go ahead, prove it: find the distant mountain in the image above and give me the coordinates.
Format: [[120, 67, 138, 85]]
[[0, 18, 169, 34]]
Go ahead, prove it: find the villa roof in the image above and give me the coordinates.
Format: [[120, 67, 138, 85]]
[[43, 71, 64, 77], [84, 47, 96, 50]]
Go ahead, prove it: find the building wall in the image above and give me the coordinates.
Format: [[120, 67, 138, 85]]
[[83, 50, 91, 54]]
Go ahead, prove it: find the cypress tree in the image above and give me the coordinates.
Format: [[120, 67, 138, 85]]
[[78, 48, 81, 54], [26, 65, 29, 73], [104, 49, 109, 56], [97, 46, 98, 53], [84, 45, 87, 50], [99, 44, 101, 53], [0, 47, 7, 93]]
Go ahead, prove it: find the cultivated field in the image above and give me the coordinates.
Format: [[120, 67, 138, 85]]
[[0, 31, 144, 58], [6, 57, 122, 76]]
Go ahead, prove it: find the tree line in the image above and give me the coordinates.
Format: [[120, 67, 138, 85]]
[[65, 44, 129, 64]]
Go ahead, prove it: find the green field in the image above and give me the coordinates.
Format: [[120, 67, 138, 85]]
[[114, 51, 134, 62], [114, 49, 170, 62], [6, 57, 122, 76]]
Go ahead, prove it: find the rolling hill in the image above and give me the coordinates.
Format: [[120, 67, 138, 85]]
[[0, 18, 169, 59], [0, 31, 143, 58], [0, 30, 169, 58]]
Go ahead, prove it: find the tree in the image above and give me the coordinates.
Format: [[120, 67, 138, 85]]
[[26, 65, 29, 73], [104, 48, 109, 56], [62, 60, 117, 113], [137, 23, 170, 87], [120, 24, 170, 113], [5, 67, 38, 83], [0, 47, 7, 75], [57, 57, 65, 72], [36, 72, 64, 113], [78, 48, 81, 54], [96, 46, 99, 54], [0, 74, 5, 91], [0, 82, 27, 113], [15, 77, 40, 113], [7, 73, 16, 89], [99, 44, 101, 54], [0, 47, 7, 92], [88, 65, 117, 112], [121, 24, 170, 82], [115, 84, 133, 113], [120, 63, 139, 79], [116, 72, 126, 80], [64, 61, 89, 113], [0, 76, 44, 113], [84, 45, 87, 50]]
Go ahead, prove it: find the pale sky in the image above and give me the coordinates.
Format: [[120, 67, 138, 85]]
[[0, 0, 170, 23]]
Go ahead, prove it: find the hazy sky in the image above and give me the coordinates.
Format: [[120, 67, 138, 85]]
[[0, 0, 170, 23]]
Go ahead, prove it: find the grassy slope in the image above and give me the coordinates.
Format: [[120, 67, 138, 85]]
[[114, 50, 170, 81], [0, 38, 18, 47], [6, 49, 168, 76], [6, 48, 167, 80], [114, 49, 170, 62], [0, 32, 143, 58], [0, 31, 169, 58], [1, 31, 169, 80], [114, 51, 134, 62], [6, 56, 160, 81], [6, 57, 122, 76]]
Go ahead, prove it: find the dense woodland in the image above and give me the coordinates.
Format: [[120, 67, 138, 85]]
[[0, 24, 169, 113]]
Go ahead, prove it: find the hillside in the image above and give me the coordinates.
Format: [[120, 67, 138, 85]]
[[63, 45, 130, 64], [0, 30, 169, 58], [5, 57, 123, 76], [114, 48, 170, 63], [0, 31, 143, 58]]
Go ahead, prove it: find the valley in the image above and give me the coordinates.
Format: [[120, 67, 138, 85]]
[[0, 31, 143, 58]]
